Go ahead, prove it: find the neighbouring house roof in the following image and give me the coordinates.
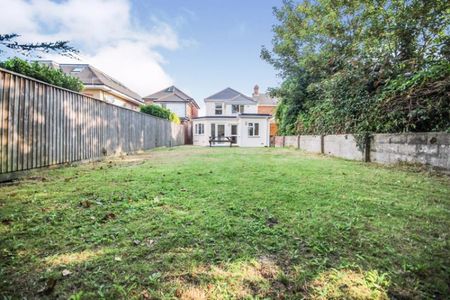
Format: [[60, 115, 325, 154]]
[[38, 61, 143, 103], [253, 93, 278, 106], [143, 86, 200, 109], [205, 87, 256, 104]]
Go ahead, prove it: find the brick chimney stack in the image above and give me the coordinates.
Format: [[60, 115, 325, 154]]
[[253, 84, 259, 96]]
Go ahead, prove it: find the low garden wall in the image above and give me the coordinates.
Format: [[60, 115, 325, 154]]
[[273, 132, 450, 171]]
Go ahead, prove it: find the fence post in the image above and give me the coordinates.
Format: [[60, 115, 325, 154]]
[[282, 136, 286, 147], [297, 135, 300, 149], [320, 135, 325, 154], [364, 135, 371, 162]]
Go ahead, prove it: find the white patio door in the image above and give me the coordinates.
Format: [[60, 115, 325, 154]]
[[211, 124, 225, 139], [217, 124, 225, 138]]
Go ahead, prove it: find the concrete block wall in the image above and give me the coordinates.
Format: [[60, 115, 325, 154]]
[[284, 136, 299, 148], [371, 132, 450, 171], [272, 132, 450, 171], [274, 136, 284, 148], [299, 135, 323, 153], [324, 134, 363, 161]]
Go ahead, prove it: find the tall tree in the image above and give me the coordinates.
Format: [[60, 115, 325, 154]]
[[263, 0, 450, 134]]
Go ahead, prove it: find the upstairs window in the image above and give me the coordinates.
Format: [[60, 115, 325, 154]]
[[248, 122, 259, 137], [231, 105, 244, 114], [215, 103, 223, 115]]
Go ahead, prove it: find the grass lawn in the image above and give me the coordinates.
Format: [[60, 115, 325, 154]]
[[0, 147, 449, 299]]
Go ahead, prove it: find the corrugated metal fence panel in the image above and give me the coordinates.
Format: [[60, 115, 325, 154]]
[[0, 68, 184, 174]]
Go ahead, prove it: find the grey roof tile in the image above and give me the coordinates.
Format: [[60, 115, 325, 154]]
[[47, 62, 143, 102], [253, 93, 278, 105], [144, 85, 199, 108], [205, 87, 256, 102]]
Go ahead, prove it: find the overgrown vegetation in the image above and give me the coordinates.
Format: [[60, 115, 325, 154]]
[[0, 57, 84, 92], [262, 0, 450, 135], [1, 147, 449, 299], [140, 104, 181, 124]]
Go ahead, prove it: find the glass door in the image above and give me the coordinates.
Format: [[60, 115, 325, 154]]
[[211, 123, 215, 138], [217, 124, 225, 139], [230, 125, 238, 143]]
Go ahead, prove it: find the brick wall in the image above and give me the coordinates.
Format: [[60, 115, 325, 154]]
[[257, 105, 275, 115]]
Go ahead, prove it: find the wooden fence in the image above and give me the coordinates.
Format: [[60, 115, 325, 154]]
[[0, 68, 184, 177]]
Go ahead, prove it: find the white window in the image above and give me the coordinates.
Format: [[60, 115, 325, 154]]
[[195, 123, 204, 135], [232, 105, 244, 114], [248, 122, 259, 137], [215, 103, 223, 115]]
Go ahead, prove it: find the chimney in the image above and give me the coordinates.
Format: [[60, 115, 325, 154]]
[[253, 84, 259, 96]]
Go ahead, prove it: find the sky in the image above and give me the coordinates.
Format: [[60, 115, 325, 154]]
[[0, 0, 282, 113]]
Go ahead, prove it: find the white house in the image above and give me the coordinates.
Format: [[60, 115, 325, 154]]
[[193, 88, 271, 147]]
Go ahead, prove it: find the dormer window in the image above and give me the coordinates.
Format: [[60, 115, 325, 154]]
[[232, 104, 244, 114], [215, 103, 223, 115], [71, 67, 83, 73]]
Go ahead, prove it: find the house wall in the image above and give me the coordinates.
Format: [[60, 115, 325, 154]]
[[205, 102, 257, 116], [193, 118, 270, 147], [257, 105, 276, 115], [83, 88, 140, 111], [155, 102, 186, 118], [187, 103, 198, 119], [238, 118, 270, 147]]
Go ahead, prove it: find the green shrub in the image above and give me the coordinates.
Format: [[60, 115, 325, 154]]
[[140, 104, 180, 124], [0, 57, 84, 92]]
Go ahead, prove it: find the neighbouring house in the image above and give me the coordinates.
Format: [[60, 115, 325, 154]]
[[252, 84, 278, 137], [143, 86, 199, 121], [144, 86, 199, 144], [193, 87, 271, 147], [38, 61, 143, 110]]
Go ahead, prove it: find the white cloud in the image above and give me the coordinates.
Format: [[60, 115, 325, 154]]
[[0, 0, 180, 95]]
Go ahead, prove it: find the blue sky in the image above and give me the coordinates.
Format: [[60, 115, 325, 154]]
[[133, 0, 281, 102], [0, 0, 282, 112]]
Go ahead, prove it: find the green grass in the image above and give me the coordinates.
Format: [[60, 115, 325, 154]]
[[0, 147, 449, 299]]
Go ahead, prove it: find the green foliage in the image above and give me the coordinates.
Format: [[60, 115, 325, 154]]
[[263, 0, 450, 135], [0, 57, 84, 92], [140, 104, 180, 124]]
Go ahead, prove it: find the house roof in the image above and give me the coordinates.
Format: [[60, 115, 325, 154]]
[[253, 93, 278, 106], [144, 86, 200, 109], [193, 113, 271, 120], [193, 116, 237, 120], [239, 113, 272, 118], [205, 87, 256, 104], [39, 61, 143, 103]]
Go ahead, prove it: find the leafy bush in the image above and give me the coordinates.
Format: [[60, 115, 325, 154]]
[[0, 57, 84, 92], [140, 104, 180, 124], [263, 0, 450, 135]]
